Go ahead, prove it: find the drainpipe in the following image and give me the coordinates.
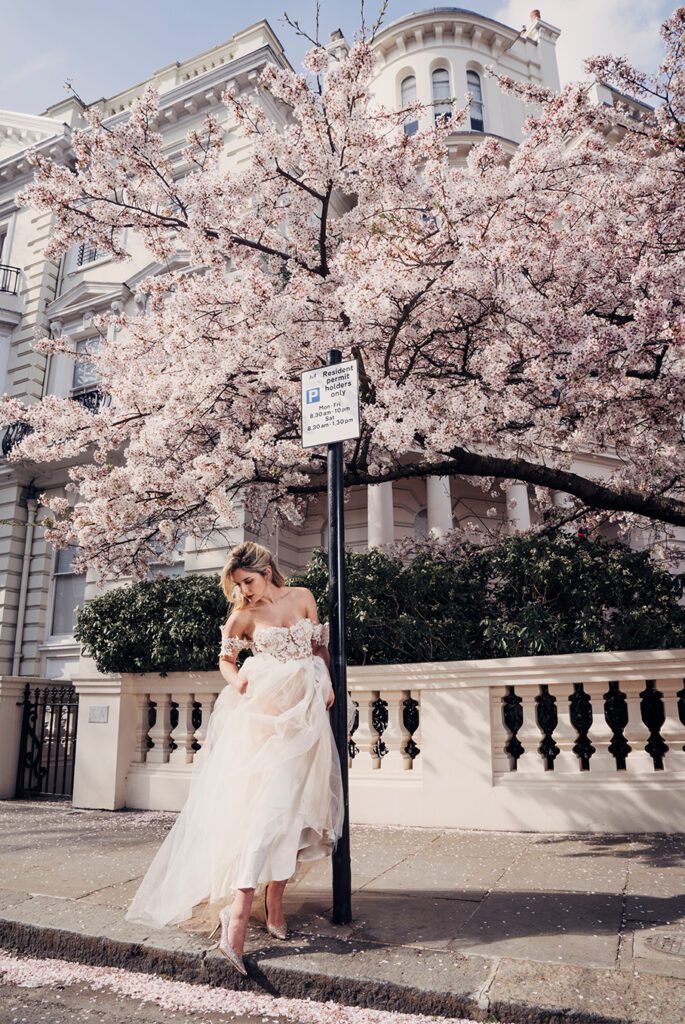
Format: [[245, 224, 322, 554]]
[[12, 490, 38, 676]]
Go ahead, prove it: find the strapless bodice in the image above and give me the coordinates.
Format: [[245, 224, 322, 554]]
[[220, 616, 329, 663]]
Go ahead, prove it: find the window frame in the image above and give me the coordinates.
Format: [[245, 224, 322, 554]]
[[400, 74, 419, 137], [70, 336, 102, 397], [431, 67, 452, 125], [48, 544, 87, 639], [466, 69, 485, 133]]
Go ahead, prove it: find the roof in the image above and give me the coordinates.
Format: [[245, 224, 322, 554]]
[[373, 7, 521, 41]]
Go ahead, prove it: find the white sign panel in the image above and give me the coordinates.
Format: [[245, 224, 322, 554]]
[[301, 359, 361, 448], [88, 705, 109, 724]]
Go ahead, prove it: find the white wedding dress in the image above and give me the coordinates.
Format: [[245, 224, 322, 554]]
[[125, 617, 344, 931]]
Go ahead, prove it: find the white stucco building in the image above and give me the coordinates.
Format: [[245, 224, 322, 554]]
[[0, 6, 669, 695]]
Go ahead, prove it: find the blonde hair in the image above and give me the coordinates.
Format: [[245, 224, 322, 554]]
[[221, 541, 286, 610]]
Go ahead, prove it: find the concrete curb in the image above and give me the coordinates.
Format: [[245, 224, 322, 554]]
[[1, 915, 680, 1024]]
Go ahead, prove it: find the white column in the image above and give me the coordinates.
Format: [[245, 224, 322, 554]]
[[552, 489, 576, 533], [426, 476, 453, 538], [367, 482, 394, 548], [505, 482, 531, 534], [553, 490, 573, 510]]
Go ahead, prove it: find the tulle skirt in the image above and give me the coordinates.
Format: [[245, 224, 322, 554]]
[[125, 653, 344, 931]]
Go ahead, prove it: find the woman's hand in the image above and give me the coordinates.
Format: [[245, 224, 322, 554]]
[[325, 688, 335, 710], [235, 678, 248, 696]]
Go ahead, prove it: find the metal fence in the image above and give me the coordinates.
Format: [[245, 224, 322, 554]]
[[15, 684, 79, 799]]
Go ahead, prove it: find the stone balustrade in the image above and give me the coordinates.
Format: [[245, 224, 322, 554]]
[[59, 648, 685, 832]]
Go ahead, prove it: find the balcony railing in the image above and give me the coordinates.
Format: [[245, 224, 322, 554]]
[[75, 242, 102, 268], [2, 421, 33, 456], [0, 265, 20, 295], [71, 388, 111, 414]]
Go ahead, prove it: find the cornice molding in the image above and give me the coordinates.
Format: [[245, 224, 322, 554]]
[[0, 131, 72, 190], [46, 280, 125, 322], [103, 44, 288, 131]]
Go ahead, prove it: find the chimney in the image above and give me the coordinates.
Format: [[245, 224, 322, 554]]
[[530, 8, 541, 20]]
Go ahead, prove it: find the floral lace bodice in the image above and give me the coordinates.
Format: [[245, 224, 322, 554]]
[[220, 616, 329, 664]]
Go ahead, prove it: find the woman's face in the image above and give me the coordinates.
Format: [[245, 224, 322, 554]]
[[231, 567, 269, 605]]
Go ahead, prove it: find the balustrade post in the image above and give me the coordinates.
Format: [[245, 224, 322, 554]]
[[583, 681, 616, 773], [380, 691, 405, 771], [353, 691, 377, 770], [553, 682, 580, 772], [191, 692, 217, 768], [347, 694, 360, 767], [622, 680, 654, 773], [169, 694, 195, 764], [402, 691, 421, 770], [146, 694, 172, 764], [515, 687, 545, 774], [131, 693, 150, 763], [661, 678, 685, 773]]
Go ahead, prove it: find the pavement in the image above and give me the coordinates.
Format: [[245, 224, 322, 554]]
[[0, 801, 684, 1024]]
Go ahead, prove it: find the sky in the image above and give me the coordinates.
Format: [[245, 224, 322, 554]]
[[0, 0, 674, 116]]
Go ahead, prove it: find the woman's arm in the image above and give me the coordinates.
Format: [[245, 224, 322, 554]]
[[303, 588, 335, 709], [218, 611, 253, 695]]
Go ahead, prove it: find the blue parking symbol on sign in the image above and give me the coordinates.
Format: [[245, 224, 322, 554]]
[[306, 387, 321, 404]]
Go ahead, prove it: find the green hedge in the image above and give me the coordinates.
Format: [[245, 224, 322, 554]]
[[292, 535, 685, 664], [75, 574, 227, 676], [75, 535, 685, 674]]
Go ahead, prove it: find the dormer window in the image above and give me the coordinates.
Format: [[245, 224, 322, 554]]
[[432, 68, 452, 125], [400, 75, 419, 136], [467, 70, 485, 132]]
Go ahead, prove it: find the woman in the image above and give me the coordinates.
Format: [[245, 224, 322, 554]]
[[125, 541, 345, 976]]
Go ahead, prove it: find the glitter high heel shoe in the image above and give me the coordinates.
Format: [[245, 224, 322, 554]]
[[264, 884, 289, 941], [209, 906, 248, 976]]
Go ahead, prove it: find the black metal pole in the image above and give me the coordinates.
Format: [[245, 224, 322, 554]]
[[327, 348, 352, 925]]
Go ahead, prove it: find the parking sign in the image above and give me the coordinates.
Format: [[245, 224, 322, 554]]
[[300, 359, 361, 448]]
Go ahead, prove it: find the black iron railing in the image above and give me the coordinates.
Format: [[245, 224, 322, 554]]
[[0, 264, 20, 294], [76, 242, 101, 267], [71, 388, 111, 413], [2, 421, 33, 456], [16, 684, 79, 799]]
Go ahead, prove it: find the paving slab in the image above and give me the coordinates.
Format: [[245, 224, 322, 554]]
[[349, 891, 480, 949], [364, 831, 529, 897], [488, 957, 685, 1024], [448, 890, 623, 969], [77, 876, 147, 910], [494, 838, 629, 896]]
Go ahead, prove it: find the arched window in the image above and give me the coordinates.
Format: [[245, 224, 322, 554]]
[[431, 67, 452, 125], [414, 508, 428, 540], [466, 70, 485, 132], [400, 75, 418, 136]]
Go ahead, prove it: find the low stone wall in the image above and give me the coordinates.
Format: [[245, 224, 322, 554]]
[[55, 648, 685, 832]]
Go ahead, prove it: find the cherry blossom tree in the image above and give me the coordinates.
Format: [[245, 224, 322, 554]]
[[6, 8, 685, 576]]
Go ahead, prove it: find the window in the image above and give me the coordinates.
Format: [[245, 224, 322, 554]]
[[148, 535, 186, 578], [414, 508, 428, 540], [50, 545, 86, 636], [0, 226, 6, 262], [467, 70, 485, 132], [400, 75, 419, 136], [432, 68, 452, 125], [71, 338, 101, 394], [75, 241, 103, 267]]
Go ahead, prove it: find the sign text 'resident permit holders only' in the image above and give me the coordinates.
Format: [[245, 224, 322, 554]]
[[300, 358, 361, 448]]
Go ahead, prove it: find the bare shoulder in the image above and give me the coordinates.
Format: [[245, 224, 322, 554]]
[[223, 608, 255, 638], [289, 586, 319, 619]]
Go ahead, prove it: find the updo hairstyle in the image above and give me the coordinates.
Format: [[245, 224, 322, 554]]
[[221, 541, 286, 610]]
